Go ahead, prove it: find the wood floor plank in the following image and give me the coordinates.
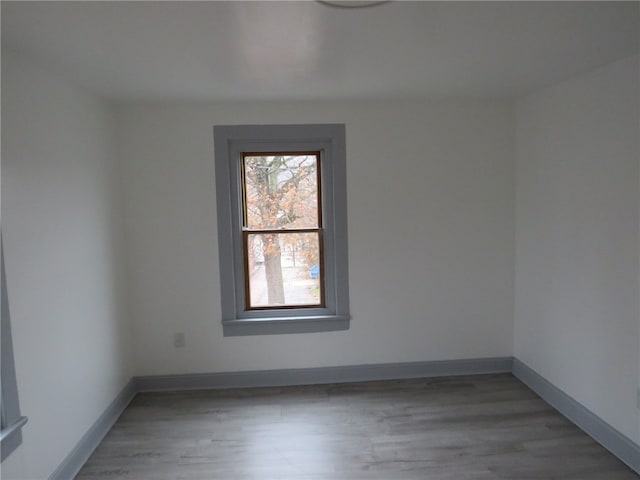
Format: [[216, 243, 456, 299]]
[[76, 374, 638, 479]]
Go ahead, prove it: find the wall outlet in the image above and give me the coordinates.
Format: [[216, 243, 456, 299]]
[[174, 332, 185, 348]]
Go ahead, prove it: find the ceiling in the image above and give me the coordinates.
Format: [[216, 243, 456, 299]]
[[2, 1, 639, 102]]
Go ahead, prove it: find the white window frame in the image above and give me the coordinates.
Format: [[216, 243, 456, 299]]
[[1, 237, 28, 462], [214, 124, 350, 336]]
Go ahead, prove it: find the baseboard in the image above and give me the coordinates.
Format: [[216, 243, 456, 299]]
[[134, 356, 514, 392], [512, 358, 640, 475], [50, 357, 640, 479], [48, 379, 137, 480], [47, 357, 511, 479]]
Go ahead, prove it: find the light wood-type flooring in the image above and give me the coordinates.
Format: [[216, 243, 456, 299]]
[[76, 374, 638, 479]]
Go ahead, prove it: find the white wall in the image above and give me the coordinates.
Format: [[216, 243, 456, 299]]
[[1, 51, 133, 479], [116, 99, 515, 375], [514, 55, 640, 443]]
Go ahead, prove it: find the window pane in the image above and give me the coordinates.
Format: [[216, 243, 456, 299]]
[[246, 232, 322, 308], [243, 154, 319, 229]]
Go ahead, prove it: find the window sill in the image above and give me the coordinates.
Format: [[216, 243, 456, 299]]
[[223, 315, 350, 336], [0, 416, 28, 462]]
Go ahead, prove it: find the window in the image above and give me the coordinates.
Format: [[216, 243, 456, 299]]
[[214, 124, 350, 336], [1, 237, 28, 461], [241, 152, 324, 310]]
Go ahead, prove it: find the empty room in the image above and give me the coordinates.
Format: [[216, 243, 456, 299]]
[[1, 1, 639, 479]]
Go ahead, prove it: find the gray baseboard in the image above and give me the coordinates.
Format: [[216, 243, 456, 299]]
[[48, 379, 137, 480], [50, 357, 640, 478], [134, 356, 514, 392], [512, 358, 640, 475]]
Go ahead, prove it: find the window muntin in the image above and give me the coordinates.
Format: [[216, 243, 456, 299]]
[[241, 152, 324, 310]]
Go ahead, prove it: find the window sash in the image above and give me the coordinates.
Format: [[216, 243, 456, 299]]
[[242, 229, 326, 310], [240, 152, 325, 311], [240, 151, 323, 230]]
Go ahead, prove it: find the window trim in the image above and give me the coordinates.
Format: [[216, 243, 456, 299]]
[[214, 124, 350, 336], [1, 236, 28, 462]]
